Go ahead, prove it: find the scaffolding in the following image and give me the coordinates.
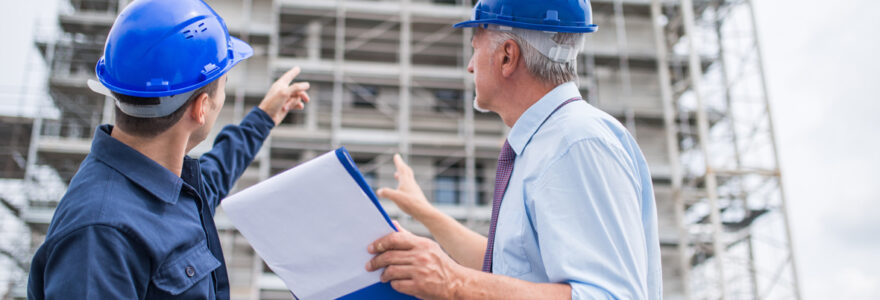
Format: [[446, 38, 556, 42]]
[[2, 0, 801, 299], [651, 0, 801, 298]]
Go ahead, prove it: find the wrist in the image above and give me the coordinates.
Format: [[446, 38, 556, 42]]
[[256, 105, 281, 126], [449, 265, 481, 299], [413, 203, 444, 226]]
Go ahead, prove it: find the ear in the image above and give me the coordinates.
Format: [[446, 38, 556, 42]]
[[499, 39, 521, 78], [187, 93, 211, 126]]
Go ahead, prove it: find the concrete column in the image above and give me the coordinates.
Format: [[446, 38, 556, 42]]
[[331, 4, 346, 148], [398, 0, 412, 158], [307, 20, 322, 62]]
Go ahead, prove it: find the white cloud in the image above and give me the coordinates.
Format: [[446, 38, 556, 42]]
[[756, 0, 880, 298]]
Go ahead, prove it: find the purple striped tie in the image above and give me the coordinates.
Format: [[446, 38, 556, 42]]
[[482, 97, 583, 273], [482, 140, 515, 272]]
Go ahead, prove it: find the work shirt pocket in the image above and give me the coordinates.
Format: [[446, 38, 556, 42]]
[[152, 242, 221, 295]]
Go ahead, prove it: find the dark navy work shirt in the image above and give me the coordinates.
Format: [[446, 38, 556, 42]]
[[28, 107, 275, 299]]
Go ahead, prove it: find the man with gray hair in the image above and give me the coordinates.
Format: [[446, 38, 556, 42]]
[[365, 0, 662, 299]]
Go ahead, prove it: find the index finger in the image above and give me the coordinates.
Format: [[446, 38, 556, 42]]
[[392, 154, 412, 175], [368, 232, 416, 254], [276, 66, 302, 86]]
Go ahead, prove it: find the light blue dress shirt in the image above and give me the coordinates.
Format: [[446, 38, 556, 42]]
[[493, 82, 662, 299]]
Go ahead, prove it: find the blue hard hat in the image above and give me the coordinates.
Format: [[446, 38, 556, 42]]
[[454, 0, 598, 33], [95, 0, 253, 98]]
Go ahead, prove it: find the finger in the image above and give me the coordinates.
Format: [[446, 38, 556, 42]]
[[391, 220, 409, 233], [284, 92, 308, 111], [366, 250, 414, 271], [389, 280, 418, 295], [284, 94, 301, 108], [276, 66, 301, 86], [368, 232, 415, 254], [286, 82, 310, 94], [298, 91, 311, 103], [392, 154, 412, 175], [380, 265, 417, 283]]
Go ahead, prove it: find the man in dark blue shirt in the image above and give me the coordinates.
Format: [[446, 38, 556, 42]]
[[27, 0, 310, 299]]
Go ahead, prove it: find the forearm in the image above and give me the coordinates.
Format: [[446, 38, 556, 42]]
[[452, 267, 571, 300], [418, 208, 487, 270], [199, 107, 274, 206], [378, 153, 487, 269]]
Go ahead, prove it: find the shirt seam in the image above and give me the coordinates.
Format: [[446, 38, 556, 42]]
[[91, 150, 181, 205], [510, 94, 583, 155], [530, 137, 642, 195], [44, 223, 149, 264]]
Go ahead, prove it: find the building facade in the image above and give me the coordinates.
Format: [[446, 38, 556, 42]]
[[6, 0, 800, 299]]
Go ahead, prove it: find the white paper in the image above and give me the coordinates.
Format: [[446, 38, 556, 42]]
[[221, 150, 393, 300]]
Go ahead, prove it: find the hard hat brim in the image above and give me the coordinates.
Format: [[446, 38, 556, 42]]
[[96, 36, 254, 99], [453, 20, 598, 34], [229, 36, 254, 68]]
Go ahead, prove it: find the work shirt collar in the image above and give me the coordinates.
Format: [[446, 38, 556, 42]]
[[90, 124, 194, 205], [507, 81, 582, 156]]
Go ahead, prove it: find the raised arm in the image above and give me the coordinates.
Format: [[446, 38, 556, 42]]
[[200, 67, 310, 211], [377, 154, 488, 270], [366, 138, 656, 300]]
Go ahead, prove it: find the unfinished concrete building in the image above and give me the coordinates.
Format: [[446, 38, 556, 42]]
[[4, 0, 801, 299]]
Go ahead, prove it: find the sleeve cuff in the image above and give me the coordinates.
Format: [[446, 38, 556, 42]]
[[570, 281, 617, 300], [241, 107, 276, 137]]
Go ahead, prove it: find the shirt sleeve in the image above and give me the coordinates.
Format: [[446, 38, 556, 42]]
[[40, 225, 150, 299], [526, 138, 651, 300], [199, 107, 275, 211]]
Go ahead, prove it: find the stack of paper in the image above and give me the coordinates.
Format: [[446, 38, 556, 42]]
[[221, 148, 415, 300]]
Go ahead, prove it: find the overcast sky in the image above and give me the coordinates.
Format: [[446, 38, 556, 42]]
[[753, 0, 880, 298], [1, 0, 878, 298]]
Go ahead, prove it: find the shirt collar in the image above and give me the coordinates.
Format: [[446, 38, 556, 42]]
[[507, 82, 582, 155], [90, 124, 185, 204]]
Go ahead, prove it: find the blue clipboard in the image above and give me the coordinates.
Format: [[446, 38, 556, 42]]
[[330, 147, 417, 300]]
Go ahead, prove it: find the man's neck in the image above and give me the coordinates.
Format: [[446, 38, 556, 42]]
[[110, 127, 189, 177], [497, 81, 558, 128]]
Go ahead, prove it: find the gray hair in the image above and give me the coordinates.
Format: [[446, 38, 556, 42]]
[[485, 29, 581, 86]]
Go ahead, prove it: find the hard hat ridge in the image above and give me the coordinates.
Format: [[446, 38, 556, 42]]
[[454, 0, 596, 63], [454, 0, 599, 33], [90, 0, 253, 118]]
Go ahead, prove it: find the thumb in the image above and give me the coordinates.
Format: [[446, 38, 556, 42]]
[[377, 188, 406, 203]]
